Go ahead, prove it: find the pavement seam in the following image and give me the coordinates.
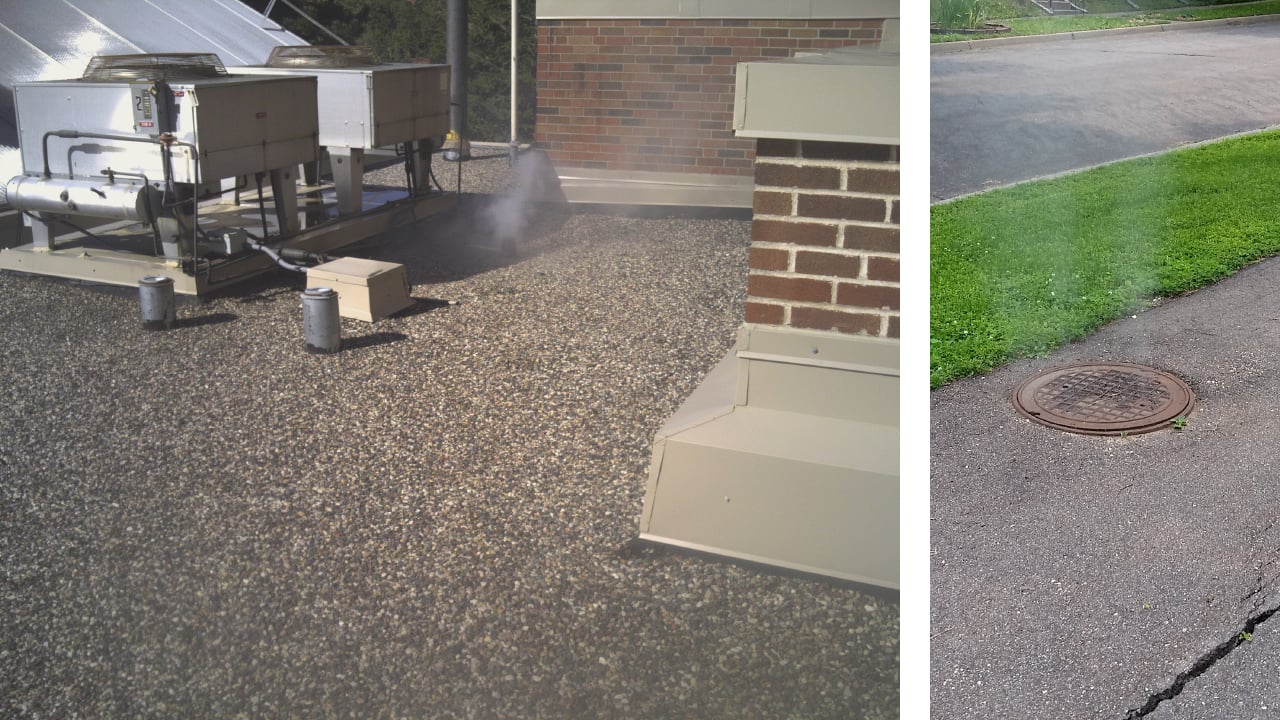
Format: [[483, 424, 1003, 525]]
[[1120, 603, 1280, 718]]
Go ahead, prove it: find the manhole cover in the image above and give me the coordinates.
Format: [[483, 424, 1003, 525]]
[[1012, 362, 1195, 435]]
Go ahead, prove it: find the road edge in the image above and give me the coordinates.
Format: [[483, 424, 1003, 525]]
[[930, 13, 1280, 54]]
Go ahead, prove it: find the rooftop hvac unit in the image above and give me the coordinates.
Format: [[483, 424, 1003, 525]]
[[0, 51, 457, 298], [8, 53, 318, 256], [230, 46, 450, 215]]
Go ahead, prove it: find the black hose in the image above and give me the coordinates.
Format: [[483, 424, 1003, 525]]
[[241, 230, 307, 273], [429, 160, 444, 193]]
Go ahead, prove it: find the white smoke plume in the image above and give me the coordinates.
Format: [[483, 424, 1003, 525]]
[[485, 151, 564, 250]]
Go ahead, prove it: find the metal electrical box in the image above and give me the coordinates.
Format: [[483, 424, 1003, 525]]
[[15, 68, 318, 183], [307, 257, 413, 322], [230, 49, 449, 151]]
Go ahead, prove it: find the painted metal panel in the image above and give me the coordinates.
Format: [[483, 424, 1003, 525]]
[[230, 64, 450, 150], [15, 75, 317, 183], [642, 406, 899, 588], [554, 167, 752, 208], [0, 0, 307, 178], [639, 329, 900, 587], [733, 52, 899, 144], [62, 0, 296, 66]]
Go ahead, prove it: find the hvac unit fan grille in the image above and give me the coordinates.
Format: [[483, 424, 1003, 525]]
[[266, 45, 382, 68], [82, 53, 228, 82]]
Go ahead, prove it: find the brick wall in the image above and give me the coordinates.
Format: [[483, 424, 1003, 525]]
[[745, 139, 900, 338], [535, 18, 885, 176]]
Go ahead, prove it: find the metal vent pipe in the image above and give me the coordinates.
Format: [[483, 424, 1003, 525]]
[[447, 0, 468, 145], [138, 275, 176, 330], [510, 0, 518, 165], [301, 287, 341, 354]]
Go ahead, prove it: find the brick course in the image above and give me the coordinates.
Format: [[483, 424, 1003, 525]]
[[746, 139, 900, 338], [535, 18, 885, 177]]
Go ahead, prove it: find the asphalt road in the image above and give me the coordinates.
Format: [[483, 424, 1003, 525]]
[[931, 257, 1280, 720], [931, 20, 1280, 201], [931, 19, 1280, 720]]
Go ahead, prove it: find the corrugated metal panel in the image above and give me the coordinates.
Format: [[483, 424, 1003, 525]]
[[64, 0, 301, 66], [1, 0, 306, 178]]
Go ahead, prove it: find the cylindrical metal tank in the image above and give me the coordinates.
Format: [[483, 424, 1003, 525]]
[[5, 176, 156, 221]]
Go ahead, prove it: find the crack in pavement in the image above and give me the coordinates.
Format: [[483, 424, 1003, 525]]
[[1121, 604, 1280, 718], [1124, 531, 1280, 720]]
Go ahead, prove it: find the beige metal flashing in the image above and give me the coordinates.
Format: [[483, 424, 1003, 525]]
[[536, 0, 898, 19], [555, 167, 752, 208], [638, 326, 900, 588], [733, 48, 899, 144]]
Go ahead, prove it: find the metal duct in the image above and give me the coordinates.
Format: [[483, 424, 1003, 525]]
[[447, 0, 468, 141]]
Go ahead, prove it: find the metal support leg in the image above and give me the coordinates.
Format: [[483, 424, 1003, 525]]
[[28, 214, 63, 251], [271, 166, 300, 234], [329, 147, 365, 216], [156, 217, 183, 259], [411, 140, 434, 194]]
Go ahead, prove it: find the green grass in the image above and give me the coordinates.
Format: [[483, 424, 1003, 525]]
[[1160, 0, 1280, 19], [931, 0, 1280, 42], [931, 14, 1166, 41], [931, 131, 1280, 387], [1083, 0, 1188, 12]]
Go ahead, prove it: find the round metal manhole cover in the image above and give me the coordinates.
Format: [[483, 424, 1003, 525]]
[[1012, 362, 1195, 435]]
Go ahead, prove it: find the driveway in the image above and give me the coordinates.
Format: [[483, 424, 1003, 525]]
[[932, 19, 1280, 720], [931, 21, 1280, 201]]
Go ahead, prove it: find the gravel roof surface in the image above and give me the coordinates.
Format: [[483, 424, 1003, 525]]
[[0, 151, 899, 719]]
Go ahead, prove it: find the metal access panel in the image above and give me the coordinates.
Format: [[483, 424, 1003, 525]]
[[231, 64, 449, 150], [14, 75, 318, 183]]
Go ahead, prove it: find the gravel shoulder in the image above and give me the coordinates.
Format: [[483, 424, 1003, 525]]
[[0, 152, 898, 719]]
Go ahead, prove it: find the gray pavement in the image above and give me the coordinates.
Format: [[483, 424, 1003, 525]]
[[932, 18, 1280, 720], [931, 19, 1280, 201]]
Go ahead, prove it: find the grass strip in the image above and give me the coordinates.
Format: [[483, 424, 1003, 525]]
[[931, 1, 1280, 43], [1157, 0, 1280, 20], [930, 130, 1280, 387], [931, 14, 1166, 42]]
